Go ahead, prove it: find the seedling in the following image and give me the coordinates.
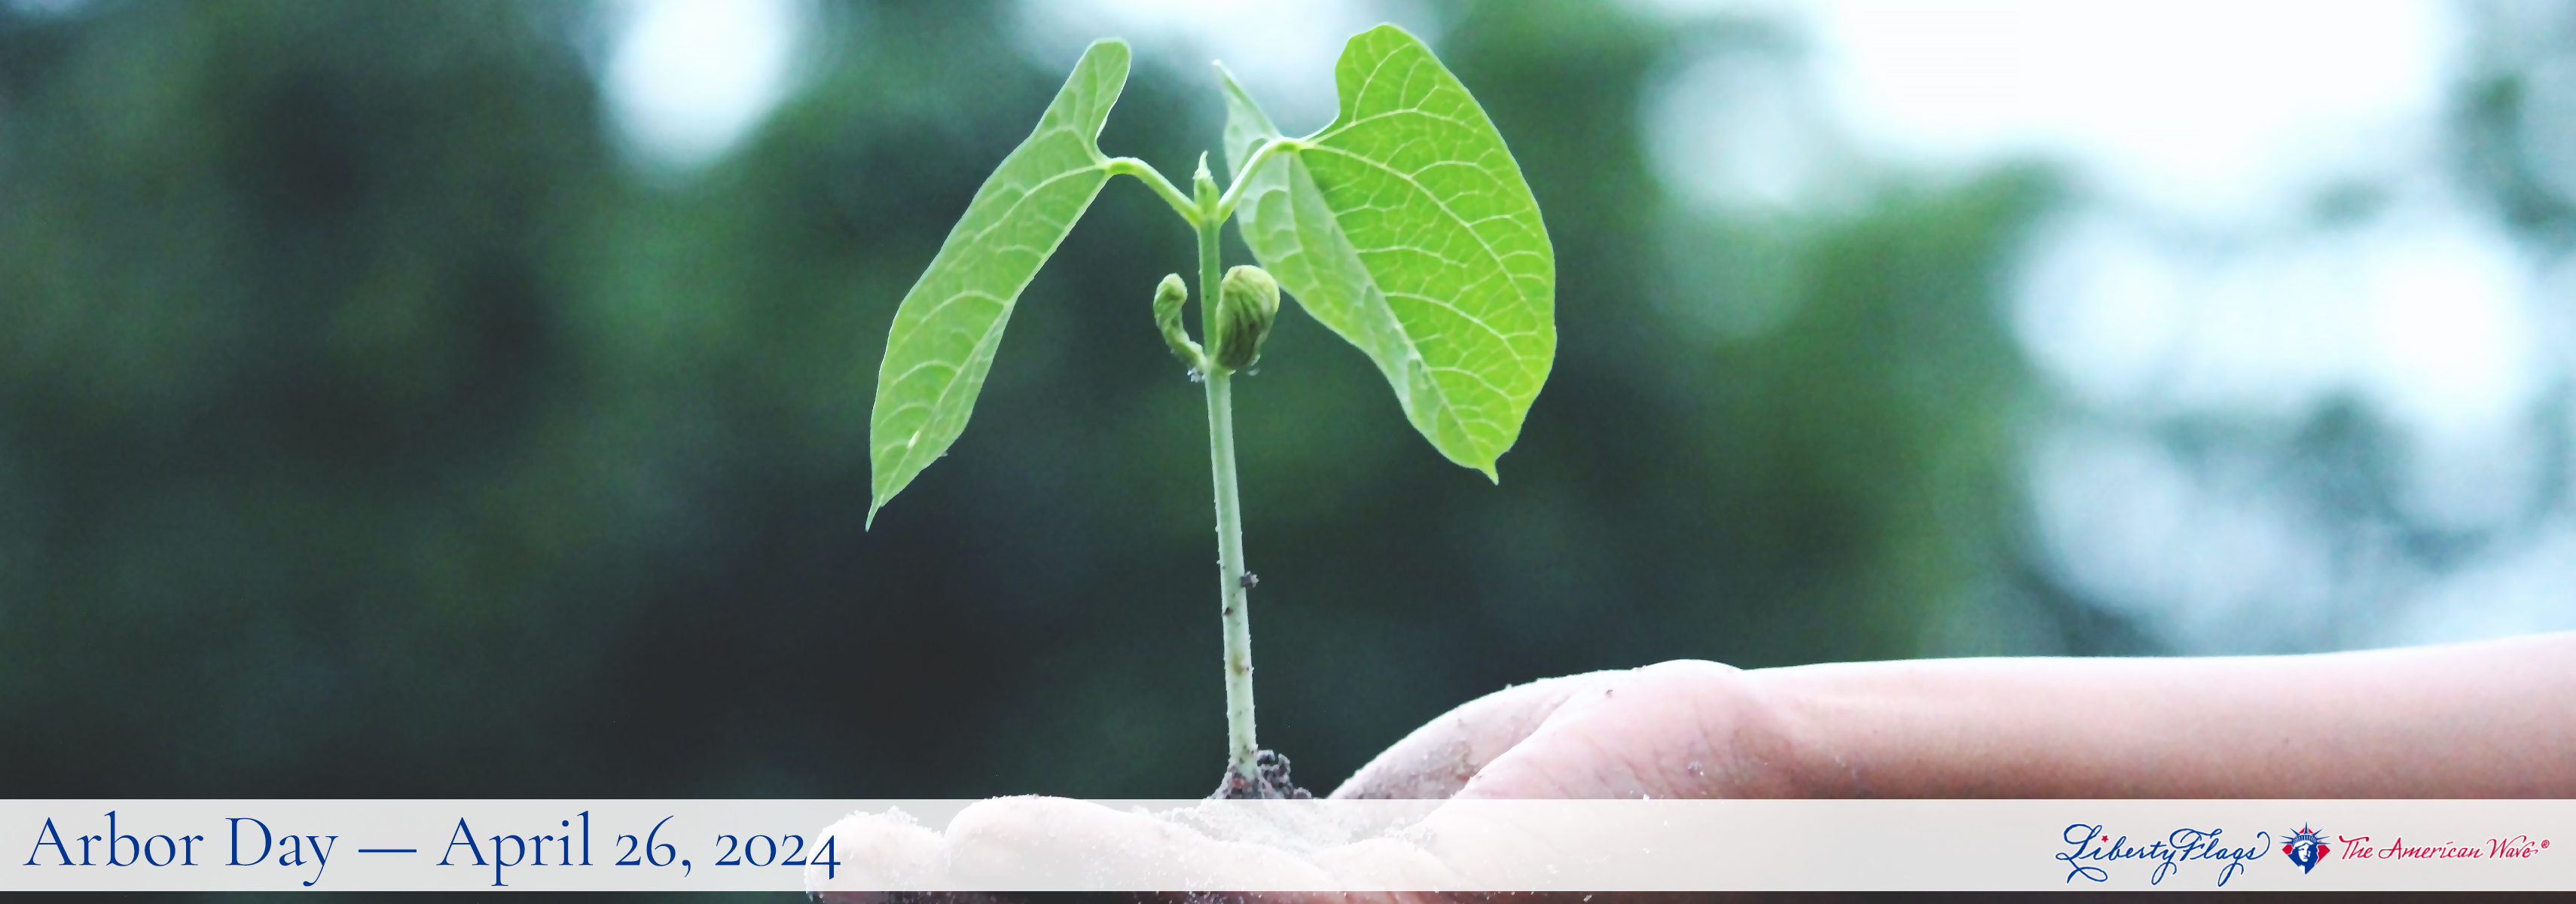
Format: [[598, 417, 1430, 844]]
[[865, 25, 1554, 797]]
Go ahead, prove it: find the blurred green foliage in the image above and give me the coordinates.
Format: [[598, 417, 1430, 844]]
[[0, 0, 2057, 799]]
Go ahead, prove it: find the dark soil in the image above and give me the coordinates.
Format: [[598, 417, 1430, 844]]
[[1207, 749, 1312, 799]]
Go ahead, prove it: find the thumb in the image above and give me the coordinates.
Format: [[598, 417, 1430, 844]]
[[1327, 670, 1619, 799]]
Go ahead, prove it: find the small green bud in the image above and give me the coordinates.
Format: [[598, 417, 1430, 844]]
[[1152, 273, 1204, 371], [1192, 151, 1218, 207], [1208, 264, 1279, 372]]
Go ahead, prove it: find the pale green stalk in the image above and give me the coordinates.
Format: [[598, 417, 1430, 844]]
[[1212, 138, 1300, 221], [1107, 157, 1199, 226], [1193, 157, 1259, 779]]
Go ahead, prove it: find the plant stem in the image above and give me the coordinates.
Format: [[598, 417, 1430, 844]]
[[1106, 157, 1200, 227], [1196, 167, 1259, 779], [1206, 369, 1256, 776], [1210, 138, 1301, 222]]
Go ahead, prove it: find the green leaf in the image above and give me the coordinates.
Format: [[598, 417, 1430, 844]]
[[867, 40, 1130, 527], [1223, 25, 1555, 480]]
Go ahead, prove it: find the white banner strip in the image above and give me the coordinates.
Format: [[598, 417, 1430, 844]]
[[2, 799, 2566, 891]]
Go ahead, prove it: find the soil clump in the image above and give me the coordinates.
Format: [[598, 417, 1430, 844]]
[[1209, 749, 1312, 799]]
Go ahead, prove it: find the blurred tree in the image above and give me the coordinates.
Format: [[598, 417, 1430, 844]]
[[0, 0, 652, 795], [0, 0, 2054, 801]]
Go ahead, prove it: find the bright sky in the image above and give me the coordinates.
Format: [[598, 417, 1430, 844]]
[[598, 0, 809, 173], [1798, 0, 2451, 216], [1642, 0, 2550, 509], [1695, 0, 2563, 649], [1017, 0, 1400, 136]]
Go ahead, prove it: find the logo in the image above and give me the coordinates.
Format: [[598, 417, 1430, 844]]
[[2058, 824, 2269, 886], [2281, 824, 2330, 873]]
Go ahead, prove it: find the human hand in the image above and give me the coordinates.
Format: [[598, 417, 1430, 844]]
[[1330, 658, 1801, 800], [808, 660, 1793, 901]]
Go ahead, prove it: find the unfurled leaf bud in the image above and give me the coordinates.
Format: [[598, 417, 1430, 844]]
[[1152, 273, 1204, 371], [1208, 264, 1279, 372]]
